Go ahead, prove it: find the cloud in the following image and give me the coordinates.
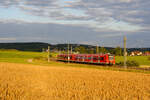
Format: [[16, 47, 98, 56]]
[[0, 0, 149, 25], [1, 0, 149, 29], [0, 20, 150, 47], [0, 0, 150, 47], [69, 0, 150, 26]]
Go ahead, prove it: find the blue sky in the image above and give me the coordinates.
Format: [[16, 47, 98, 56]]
[[0, 0, 150, 47]]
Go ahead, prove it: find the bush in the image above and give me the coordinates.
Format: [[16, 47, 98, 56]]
[[116, 60, 140, 67], [126, 60, 140, 67], [116, 62, 124, 66], [148, 57, 150, 61]]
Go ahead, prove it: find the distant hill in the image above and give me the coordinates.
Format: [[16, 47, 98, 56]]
[[0, 42, 149, 52], [0, 42, 114, 52], [127, 48, 150, 52], [0, 42, 50, 52]]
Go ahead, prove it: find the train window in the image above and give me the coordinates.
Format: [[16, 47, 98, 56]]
[[78, 56, 81, 59], [109, 56, 114, 60], [81, 57, 85, 59], [99, 57, 104, 60], [70, 56, 72, 59], [93, 57, 98, 60], [81, 57, 83, 59], [85, 57, 88, 60], [88, 57, 91, 60]]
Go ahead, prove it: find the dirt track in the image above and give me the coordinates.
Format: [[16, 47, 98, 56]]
[[0, 62, 150, 100]]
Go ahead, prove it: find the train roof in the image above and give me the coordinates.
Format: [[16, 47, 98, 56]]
[[58, 53, 113, 56]]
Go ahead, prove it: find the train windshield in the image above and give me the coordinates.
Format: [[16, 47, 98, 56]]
[[109, 56, 114, 60]]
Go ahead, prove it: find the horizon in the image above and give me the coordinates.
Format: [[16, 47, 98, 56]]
[[0, 0, 150, 48], [0, 42, 150, 49]]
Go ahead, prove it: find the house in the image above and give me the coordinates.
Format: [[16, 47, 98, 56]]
[[130, 51, 142, 56]]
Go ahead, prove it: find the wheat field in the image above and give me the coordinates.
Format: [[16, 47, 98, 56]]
[[0, 62, 150, 100]]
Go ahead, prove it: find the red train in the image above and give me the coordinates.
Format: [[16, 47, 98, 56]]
[[57, 54, 115, 65]]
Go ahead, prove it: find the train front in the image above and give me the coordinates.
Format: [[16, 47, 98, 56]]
[[108, 55, 115, 65]]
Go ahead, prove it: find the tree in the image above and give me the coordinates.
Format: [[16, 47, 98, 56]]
[[99, 47, 107, 53], [75, 46, 87, 54], [114, 46, 122, 56], [88, 48, 94, 54]]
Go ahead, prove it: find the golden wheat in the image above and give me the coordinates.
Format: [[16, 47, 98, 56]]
[[0, 62, 150, 100]]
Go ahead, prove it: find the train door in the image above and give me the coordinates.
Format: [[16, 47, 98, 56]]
[[84, 55, 88, 62], [93, 55, 98, 63], [99, 56, 105, 64], [88, 55, 92, 63], [70, 54, 75, 61]]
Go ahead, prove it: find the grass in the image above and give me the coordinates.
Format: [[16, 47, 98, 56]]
[[0, 50, 150, 74], [0, 50, 47, 63], [116, 56, 150, 66], [0, 50, 47, 58]]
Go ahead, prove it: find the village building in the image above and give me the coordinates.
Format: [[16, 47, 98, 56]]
[[130, 51, 143, 56]]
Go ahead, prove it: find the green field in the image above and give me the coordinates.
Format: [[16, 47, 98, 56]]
[[0, 50, 150, 74], [0, 50, 47, 63], [115, 56, 150, 66], [0, 50, 150, 66]]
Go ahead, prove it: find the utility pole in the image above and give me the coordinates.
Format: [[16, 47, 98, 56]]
[[59, 48, 61, 54], [96, 45, 99, 54], [48, 46, 50, 62], [70, 45, 72, 54], [124, 36, 127, 68], [68, 43, 70, 63], [42, 48, 45, 52]]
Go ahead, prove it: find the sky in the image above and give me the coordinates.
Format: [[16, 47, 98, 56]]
[[0, 0, 150, 48]]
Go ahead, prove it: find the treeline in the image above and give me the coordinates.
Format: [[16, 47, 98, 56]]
[[71, 46, 123, 56], [0, 43, 149, 56], [0, 42, 50, 52]]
